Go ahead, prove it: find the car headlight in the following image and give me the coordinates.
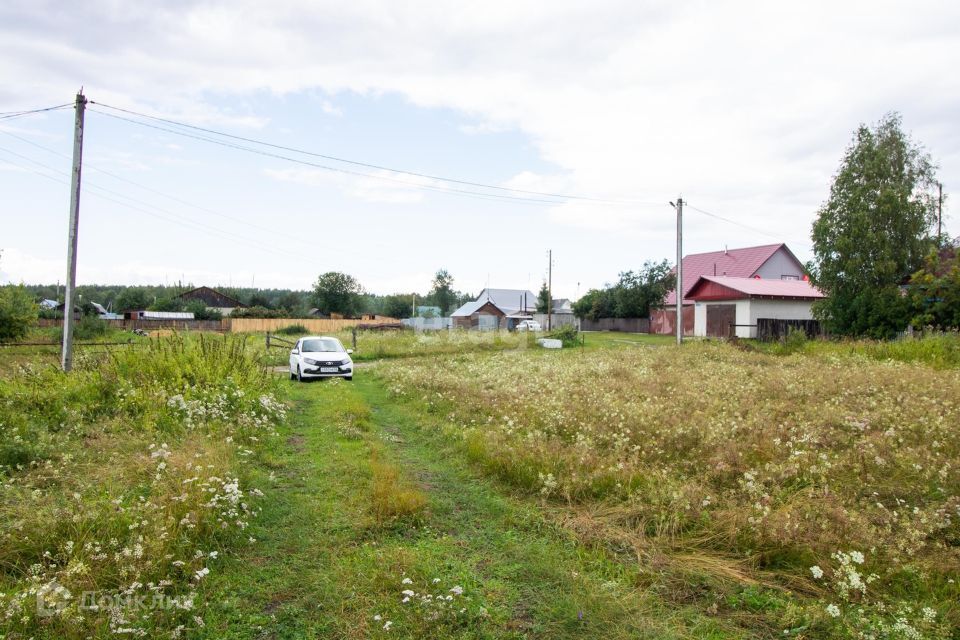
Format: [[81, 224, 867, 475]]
[[304, 357, 320, 365]]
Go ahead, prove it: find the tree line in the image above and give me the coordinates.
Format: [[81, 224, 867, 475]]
[[0, 266, 474, 342]]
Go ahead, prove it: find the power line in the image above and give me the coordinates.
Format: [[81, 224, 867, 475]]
[[91, 101, 661, 207], [0, 145, 328, 262], [87, 107, 588, 206], [0, 103, 73, 120], [685, 204, 812, 249], [0, 127, 331, 243]]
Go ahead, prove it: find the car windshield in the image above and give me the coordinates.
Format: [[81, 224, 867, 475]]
[[301, 338, 343, 353]]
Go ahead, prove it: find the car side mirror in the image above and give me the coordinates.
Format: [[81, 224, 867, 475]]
[[291, 349, 299, 355], [347, 349, 354, 355]]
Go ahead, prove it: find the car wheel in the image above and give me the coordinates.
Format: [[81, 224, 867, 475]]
[[344, 376, 353, 381], [290, 368, 296, 381], [297, 365, 304, 382]]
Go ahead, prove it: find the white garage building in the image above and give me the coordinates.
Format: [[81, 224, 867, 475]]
[[686, 276, 824, 338]]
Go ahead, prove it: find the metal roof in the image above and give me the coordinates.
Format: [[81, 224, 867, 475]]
[[686, 276, 824, 300], [451, 288, 538, 316], [665, 243, 802, 305]]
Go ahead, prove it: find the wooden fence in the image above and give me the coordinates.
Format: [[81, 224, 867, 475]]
[[227, 317, 398, 333], [756, 318, 823, 341], [37, 316, 400, 334], [38, 318, 228, 332]]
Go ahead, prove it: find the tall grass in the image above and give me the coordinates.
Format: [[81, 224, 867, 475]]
[[380, 342, 960, 638], [0, 334, 284, 638], [253, 328, 524, 366], [762, 332, 960, 369]]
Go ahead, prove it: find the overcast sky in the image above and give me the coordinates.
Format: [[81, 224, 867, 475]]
[[1, 0, 957, 298]]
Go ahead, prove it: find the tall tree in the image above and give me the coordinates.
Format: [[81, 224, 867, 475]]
[[536, 281, 550, 313], [810, 113, 939, 338], [313, 272, 365, 317], [572, 261, 673, 320], [429, 269, 456, 315]]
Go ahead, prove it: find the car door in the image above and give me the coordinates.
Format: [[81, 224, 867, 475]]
[[290, 340, 300, 372]]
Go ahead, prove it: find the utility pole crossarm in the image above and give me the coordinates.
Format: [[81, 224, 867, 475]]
[[61, 91, 87, 372]]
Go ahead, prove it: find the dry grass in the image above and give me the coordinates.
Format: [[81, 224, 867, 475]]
[[369, 451, 427, 524]]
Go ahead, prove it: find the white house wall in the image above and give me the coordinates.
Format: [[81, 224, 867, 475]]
[[754, 247, 804, 280], [695, 298, 815, 338], [693, 300, 752, 338]]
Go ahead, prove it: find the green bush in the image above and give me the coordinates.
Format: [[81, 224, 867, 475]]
[[72, 315, 109, 340], [548, 324, 580, 347], [185, 300, 223, 321], [0, 284, 38, 343]]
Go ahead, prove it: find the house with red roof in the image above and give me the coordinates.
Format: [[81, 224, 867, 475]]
[[651, 243, 810, 336], [686, 275, 824, 338]]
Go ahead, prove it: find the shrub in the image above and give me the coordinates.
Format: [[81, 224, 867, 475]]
[[185, 300, 223, 321], [71, 314, 109, 340], [548, 324, 580, 347], [0, 284, 38, 343]]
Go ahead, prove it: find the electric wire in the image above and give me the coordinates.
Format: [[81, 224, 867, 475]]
[[91, 101, 662, 206], [0, 103, 73, 120], [685, 204, 813, 249], [0, 146, 331, 261], [1, 99, 815, 252], [0, 128, 333, 243], [87, 107, 586, 206]]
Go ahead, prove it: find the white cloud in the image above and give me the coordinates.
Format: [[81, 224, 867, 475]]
[[1, 0, 957, 292]]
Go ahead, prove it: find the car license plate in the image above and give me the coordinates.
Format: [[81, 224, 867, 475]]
[[320, 367, 339, 373]]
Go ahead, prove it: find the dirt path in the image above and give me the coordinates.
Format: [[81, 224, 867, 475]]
[[199, 376, 723, 639]]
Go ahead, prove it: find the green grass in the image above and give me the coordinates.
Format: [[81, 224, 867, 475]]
[[199, 374, 737, 639], [753, 331, 960, 368], [0, 334, 285, 638]]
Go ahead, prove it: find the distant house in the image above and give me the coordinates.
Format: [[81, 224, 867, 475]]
[[551, 298, 574, 315], [687, 276, 824, 338], [451, 288, 538, 330], [652, 243, 807, 335], [175, 286, 247, 316], [39, 299, 58, 310], [90, 301, 122, 320]]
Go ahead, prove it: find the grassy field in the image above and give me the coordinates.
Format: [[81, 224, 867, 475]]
[[1, 331, 957, 638], [253, 328, 530, 366], [378, 340, 960, 638], [0, 335, 285, 638]]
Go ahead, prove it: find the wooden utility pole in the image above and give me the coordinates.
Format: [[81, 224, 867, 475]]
[[61, 91, 87, 372], [547, 249, 553, 331], [673, 197, 683, 345]]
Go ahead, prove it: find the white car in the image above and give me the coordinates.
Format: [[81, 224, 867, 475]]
[[289, 336, 354, 382], [516, 320, 542, 332]]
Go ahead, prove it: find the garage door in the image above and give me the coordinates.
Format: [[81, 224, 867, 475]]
[[706, 304, 737, 337]]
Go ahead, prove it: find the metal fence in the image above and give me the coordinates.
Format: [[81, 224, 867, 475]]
[[401, 317, 453, 331]]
